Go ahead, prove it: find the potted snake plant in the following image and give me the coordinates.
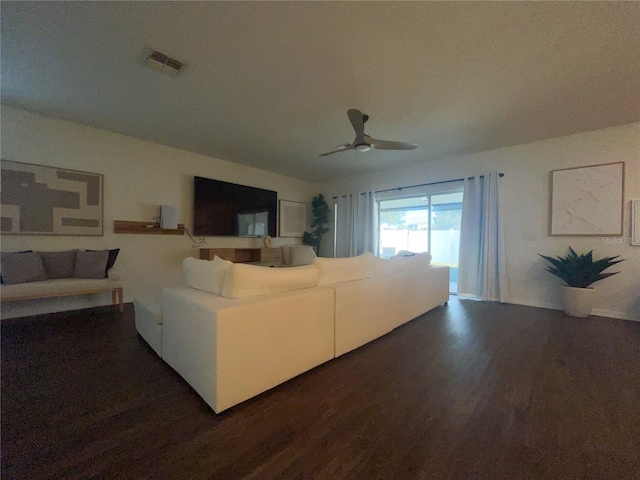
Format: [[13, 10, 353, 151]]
[[539, 247, 623, 317], [303, 194, 330, 255]]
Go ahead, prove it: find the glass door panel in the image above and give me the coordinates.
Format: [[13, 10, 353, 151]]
[[378, 197, 429, 259], [377, 190, 463, 293], [430, 191, 463, 293]]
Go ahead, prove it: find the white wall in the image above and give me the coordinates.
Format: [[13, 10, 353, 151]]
[[1, 106, 315, 318], [319, 123, 640, 321]]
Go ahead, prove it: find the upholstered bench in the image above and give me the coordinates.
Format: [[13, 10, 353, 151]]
[[0, 249, 123, 312], [0, 269, 123, 312]]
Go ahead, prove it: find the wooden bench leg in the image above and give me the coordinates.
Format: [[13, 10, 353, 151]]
[[112, 288, 124, 312]]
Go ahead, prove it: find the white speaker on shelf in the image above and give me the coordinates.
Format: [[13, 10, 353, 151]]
[[160, 205, 178, 230]]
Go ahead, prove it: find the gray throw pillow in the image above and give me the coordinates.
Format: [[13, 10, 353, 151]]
[[74, 250, 109, 279], [41, 250, 78, 279], [0, 251, 47, 285]]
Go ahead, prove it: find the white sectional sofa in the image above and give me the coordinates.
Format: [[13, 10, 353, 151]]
[[162, 286, 334, 413], [330, 266, 450, 357], [139, 252, 449, 413], [134, 297, 163, 356]]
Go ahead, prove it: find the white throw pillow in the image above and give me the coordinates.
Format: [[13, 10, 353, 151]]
[[388, 252, 432, 272], [289, 246, 317, 267], [182, 255, 232, 295], [313, 253, 374, 286], [222, 263, 319, 299]]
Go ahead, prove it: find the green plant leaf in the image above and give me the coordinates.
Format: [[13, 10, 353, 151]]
[[539, 247, 624, 288], [303, 194, 330, 255]]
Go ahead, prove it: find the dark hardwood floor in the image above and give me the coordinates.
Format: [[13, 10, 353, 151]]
[[2, 298, 639, 479]]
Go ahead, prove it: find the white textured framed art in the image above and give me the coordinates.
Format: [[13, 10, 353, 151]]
[[1, 160, 104, 236], [278, 200, 306, 237], [549, 162, 624, 237]]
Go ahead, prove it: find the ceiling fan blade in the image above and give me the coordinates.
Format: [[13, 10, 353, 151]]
[[321, 111, 417, 156], [347, 109, 365, 141], [319, 146, 353, 157], [369, 137, 418, 150]]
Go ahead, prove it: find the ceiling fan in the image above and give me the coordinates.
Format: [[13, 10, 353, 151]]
[[320, 109, 418, 157]]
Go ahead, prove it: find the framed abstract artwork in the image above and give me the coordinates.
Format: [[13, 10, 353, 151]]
[[278, 200, 306, 237], [1, 160, 104, 236], [549, 162, 624, 236]]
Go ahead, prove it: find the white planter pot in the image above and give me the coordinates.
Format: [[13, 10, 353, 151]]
[[561, 286, 595, 317]]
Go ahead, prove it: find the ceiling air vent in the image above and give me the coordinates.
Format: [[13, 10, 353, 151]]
[[145, 50, 185, 76]]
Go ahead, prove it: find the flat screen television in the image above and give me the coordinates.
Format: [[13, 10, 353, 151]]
[[193, 176, 277, 237]]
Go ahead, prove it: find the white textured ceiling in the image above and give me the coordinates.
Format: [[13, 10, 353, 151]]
[[2, 2, 639, 183]]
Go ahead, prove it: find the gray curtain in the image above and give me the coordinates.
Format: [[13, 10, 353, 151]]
[[457, 172, 509, 302], [335, 192, 376, 257]]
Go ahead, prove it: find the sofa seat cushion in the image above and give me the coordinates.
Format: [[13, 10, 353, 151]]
[[222, 263, 319, 299], [0, 277, 116, 301]]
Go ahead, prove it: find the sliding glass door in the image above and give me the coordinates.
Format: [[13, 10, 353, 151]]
[[429, 192, 462, 292], [377, 189, 463, 293]]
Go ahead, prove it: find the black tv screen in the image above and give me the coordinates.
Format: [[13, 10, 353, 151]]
[[193, 176, 277, 237]]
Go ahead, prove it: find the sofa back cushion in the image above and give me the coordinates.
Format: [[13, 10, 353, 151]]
[[289, 245, 317, 266], [0, 251, 47, 285], [183, 256, 232, 295], [0, 250, 32, 284], [282, 245, 317, 267], [222, 264, 319, 299], [388, 252, 432, 272], [371, 256, 405, 277], [88, 248, 120, 276], [313, 253, 374, 286], [75, 250, 110, 279], [41, 250, 78, 279]]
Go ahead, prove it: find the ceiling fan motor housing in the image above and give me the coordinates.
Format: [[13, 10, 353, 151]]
[[355, 143, 371, 152]]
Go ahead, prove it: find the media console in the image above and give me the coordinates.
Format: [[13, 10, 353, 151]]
[[199, 248, 282, 265]]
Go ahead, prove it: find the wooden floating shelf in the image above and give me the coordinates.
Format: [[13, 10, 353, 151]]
[[114, 220, 185, 235]]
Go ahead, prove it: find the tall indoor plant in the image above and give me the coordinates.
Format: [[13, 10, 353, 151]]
[[303, 194, 330, 255], [539, 247, 623, 317]]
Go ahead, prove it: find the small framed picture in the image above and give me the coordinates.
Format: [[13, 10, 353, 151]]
[[278, 200, 307, 238]]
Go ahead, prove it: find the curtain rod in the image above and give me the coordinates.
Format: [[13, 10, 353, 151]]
[[375, 173, 504, 194], [332, 173, 504, 198]]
